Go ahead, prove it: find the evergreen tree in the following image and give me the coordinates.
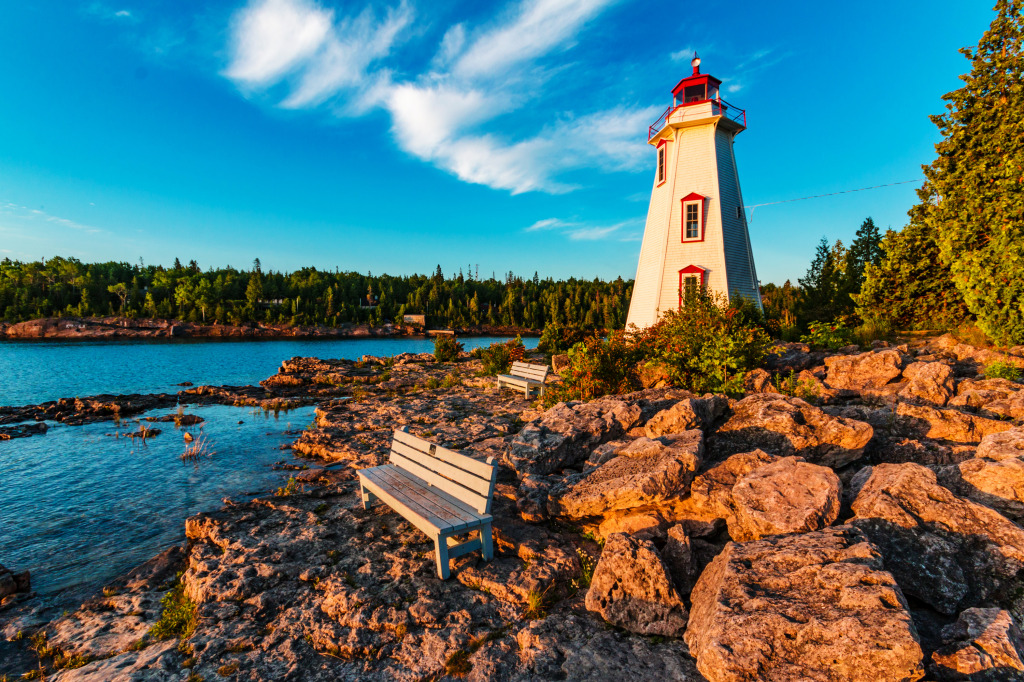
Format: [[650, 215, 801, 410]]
[[844, 217, 883, 293], [927, 0, 1024, 343], [856, 194, 969, 330], [798, 237, 846, 323]]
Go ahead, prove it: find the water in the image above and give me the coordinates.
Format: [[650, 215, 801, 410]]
[[0, 336, 536, 599], [0, 336, 533, 407], [1, 403, 314, 595]]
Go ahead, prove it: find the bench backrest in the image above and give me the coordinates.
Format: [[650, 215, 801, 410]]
[[509, 361, 550, 382], [389, 428, 498, 514]]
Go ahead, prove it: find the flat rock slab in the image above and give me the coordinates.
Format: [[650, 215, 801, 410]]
[[549, 430, 703, 520], [685, 525, 924, 682], [713, 394, 873, 468]]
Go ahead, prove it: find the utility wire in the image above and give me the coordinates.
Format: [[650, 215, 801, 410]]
[[745, 178, 922, 222]]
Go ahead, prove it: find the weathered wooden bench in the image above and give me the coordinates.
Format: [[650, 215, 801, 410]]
[[495, 361, 550, 398], [357, 428, 498, 579]]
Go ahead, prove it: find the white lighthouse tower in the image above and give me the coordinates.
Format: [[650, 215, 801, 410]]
[[626, 54, 761, 329]]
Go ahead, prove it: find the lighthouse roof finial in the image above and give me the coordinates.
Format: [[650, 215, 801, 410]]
[[691, 52, 701, 76]]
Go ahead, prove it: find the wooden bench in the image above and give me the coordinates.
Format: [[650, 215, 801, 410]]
[[495, 361, 550, 398], [357, 428, 498, 579]]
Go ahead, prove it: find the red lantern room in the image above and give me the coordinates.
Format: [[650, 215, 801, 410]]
[[671, 53, 721, 106]]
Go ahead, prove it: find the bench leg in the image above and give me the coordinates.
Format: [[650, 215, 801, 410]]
[[434, 534, 451, 580], [480, 524, 494, 562], [360, 486, 376, 511]]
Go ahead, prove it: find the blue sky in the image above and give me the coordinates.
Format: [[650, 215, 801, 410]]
[[0, 1, 995, 284]]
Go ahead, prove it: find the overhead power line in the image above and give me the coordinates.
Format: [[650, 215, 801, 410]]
[[745, 178, 922, 222]]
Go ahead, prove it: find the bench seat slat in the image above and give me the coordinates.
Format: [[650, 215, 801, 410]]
[[376, 466, 483, 529], [389, 440, 492, 498], [360, 466, 480, 533], [389, 451, 491, 513], [496, 374, 544, 385], [392, 429, 495, 480], [359, 468, 453, 535]]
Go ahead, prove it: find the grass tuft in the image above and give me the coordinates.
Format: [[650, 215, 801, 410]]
[[149, 573, 197, 641]]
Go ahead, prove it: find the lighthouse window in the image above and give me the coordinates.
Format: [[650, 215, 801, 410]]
[[683, 275, 699, 300], [657, 146, 666, 184], [685, 203, 700, 239]]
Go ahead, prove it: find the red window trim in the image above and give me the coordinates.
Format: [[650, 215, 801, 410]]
[[678, 265, 706, 307], [681, 192, 707, 242], [656, 139, 668, 187]]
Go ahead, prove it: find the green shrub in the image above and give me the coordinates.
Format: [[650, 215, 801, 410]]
[[538, 323, 592, 354], [636, 291, 772, 394], [984, 361, 1022, 381], [476, 337, 525, 375], [800, 320, 855, 351], [433, 334, 464, 362], [544, 332, 642, 403]]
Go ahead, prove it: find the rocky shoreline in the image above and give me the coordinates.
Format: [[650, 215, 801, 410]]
[[0, 316, 539, 341], [4, 334, 1024, 680]]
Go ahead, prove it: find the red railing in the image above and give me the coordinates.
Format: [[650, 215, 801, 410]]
[[647, 99, 746, 141]]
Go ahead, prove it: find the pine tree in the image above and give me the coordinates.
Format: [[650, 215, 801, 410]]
[[927, 0, 1024, 343], [856, 195, 969, 330]]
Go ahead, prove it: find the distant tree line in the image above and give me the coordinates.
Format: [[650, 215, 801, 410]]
[[0, 257, 632, 330]]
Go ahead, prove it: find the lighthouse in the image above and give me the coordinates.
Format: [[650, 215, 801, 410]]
[[626, 54, 761, 330]]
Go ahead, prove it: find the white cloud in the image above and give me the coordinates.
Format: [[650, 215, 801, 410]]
[[0, 203, 105, 235], [526, 217, 641, 241], [223, 0, 651, 194], [224, 0, 333, 86], [670, 46, 696, 62], [115, 10, 131, 18], [525, 217, 572, 231], [282, 3, 413, 108], [451, 0, 614, 80]]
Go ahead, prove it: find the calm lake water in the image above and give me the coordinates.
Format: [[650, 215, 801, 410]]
[[0, 336, 533, 407], [0, 336, 534, 599], [1, 403, 315, 595]]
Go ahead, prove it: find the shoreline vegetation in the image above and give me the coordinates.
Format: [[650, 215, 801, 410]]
[[0, 315, 541, 341]]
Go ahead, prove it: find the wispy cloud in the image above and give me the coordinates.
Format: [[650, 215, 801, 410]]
[[0, 202, 105, 235], [115, 9, 131, 18], [526, 216, 642, 241], [223, 0, 653, 194]]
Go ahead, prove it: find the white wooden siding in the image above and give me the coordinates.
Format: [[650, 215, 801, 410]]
[[626, 111, 762, 330]]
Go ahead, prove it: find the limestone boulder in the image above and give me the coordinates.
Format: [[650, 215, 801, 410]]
[[549, 431, 703, 520], [851, 463, 1024, 616], [644, 395, 728, 437], [742, 368, 773, 393], [931, 608, 1024, 681], [505, 398, 642, 476], [900, 361, 955, 406], [673, 450, 779, 533], [896, 403, 1013, 443], [584, 533, 688, 636], [949, 377, 1021, 411], [728, 456, 841, 541], [765, 341, 818, 372], [825, 349, 906, 390], [685, 526, 924, 682], [957, 428, 1024, 521], [984, 392, 1024, 421], [714, 394, 873, 468]]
